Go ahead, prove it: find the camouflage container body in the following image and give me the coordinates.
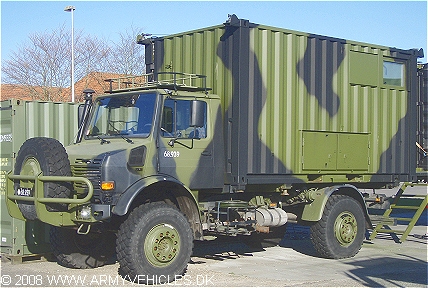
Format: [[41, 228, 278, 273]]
[[142, 16, 421, 188]]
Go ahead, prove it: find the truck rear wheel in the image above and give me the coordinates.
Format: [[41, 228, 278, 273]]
[[116, 202, 193, 284], [14, 137, 72, 220], [50, 226, 116, 269], [310, 194, 365, 259]]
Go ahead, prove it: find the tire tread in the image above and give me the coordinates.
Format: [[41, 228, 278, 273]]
[[116, 202, 193, 284], [310, 194, 365, 259]]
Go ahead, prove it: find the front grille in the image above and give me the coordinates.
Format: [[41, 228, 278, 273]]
[[71, 158, 103, 202]]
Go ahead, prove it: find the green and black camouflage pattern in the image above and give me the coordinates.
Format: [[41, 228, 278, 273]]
[[140, 14, 424, 189]]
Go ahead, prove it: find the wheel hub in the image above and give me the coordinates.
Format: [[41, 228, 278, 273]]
[[22, 157, 41, 176], [20, 157, 41, 190], [145, 224, 180, 266], [334, 212, 357, 246]]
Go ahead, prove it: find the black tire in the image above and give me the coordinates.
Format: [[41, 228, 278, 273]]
[[14, 137, 72, 220], [310, 195, 365, 259], [50, 226, 116, 269], [116, 202, 194, 284]]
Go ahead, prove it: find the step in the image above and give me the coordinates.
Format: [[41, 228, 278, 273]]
[[391, 205, 422, 210], [393, 217, 414, 222], [374, 228, 406, 234], [369, 215, 396, 226]]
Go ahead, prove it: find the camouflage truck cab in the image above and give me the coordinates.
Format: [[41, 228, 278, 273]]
[[5, 15, 424, 284]]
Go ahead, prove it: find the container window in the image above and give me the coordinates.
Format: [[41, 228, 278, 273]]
[[383, 61, 404, 86]]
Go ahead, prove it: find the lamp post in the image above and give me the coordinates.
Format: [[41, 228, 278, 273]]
[[64, 5, 75, 102]]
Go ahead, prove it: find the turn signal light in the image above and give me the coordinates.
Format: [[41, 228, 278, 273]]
[[101, 181, 115, 191]]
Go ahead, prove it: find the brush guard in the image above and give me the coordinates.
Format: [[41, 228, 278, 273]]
[[6, 172, 94, 226]]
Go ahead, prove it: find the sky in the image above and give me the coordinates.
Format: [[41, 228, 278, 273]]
[[1, 1, 427, 69]]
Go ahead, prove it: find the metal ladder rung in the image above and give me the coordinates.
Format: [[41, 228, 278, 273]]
[[393, 217, 414, 222], [375, 228, 406, 234], [391, 205, 422, 210], [369, 215, 396, 225]]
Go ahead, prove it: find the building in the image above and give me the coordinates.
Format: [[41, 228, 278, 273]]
[[1, 72, 126, 102]]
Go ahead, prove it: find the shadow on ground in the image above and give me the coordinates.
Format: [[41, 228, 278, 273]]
[[343, 255, 428, 286], [191, 223, 318, 260]]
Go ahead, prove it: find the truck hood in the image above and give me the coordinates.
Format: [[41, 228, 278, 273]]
[[65, 138, 147, 160]]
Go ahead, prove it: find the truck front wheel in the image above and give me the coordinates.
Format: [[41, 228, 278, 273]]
[[310, 195, 365, 259], [116, 202, 193, 284]]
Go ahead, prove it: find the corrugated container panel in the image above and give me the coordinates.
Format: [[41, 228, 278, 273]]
[[161, 26, 234, 111], [1, 99, 79, 257], [150, 19, 418, 184], [417, 63, 428, 151]]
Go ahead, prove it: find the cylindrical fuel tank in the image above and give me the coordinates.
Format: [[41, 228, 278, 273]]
[[255, 208, 288, 227]]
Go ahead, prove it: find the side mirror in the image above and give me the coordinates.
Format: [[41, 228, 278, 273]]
[[78, 104, 85, 127], [190, 100, 205, 128]]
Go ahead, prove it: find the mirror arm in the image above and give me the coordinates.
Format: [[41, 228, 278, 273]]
[[168, 138, 194, 149]]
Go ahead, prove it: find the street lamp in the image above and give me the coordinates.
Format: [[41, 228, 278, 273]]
[[64, 5, 75, 102]]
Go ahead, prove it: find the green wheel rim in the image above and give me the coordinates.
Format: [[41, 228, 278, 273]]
[[144, 223, 180, 267], [20, 157, 41, 189], [334, 211, 358, 247]]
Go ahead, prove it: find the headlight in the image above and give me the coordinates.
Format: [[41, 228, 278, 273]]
[[79, 206, 92, 220]]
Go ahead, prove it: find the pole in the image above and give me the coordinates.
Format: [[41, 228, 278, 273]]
[[71, 7, 75, 102], [64, 6, 75, 102]]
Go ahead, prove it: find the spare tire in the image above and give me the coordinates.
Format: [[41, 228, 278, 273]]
[[14, 137, 72, 220]]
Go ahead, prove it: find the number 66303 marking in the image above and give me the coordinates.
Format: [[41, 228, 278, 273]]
[[164, 151, 180, 158]]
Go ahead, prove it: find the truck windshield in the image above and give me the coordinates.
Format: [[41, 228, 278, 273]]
[[86, 93, 157, 139]]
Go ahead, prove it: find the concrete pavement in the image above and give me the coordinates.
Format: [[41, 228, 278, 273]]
[[1, 223, 426, 287]]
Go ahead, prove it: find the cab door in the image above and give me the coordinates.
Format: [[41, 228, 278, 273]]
[[158, 98, 214, 189]]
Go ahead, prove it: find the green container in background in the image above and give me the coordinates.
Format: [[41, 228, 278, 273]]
[[0, 99, 79, 261]]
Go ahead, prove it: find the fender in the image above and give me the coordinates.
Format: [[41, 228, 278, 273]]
[[112, 174, 198, 216], [300, 184, 371, 226]]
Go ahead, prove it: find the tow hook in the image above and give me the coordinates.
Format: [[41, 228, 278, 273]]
[[77, 223, 91, 235]]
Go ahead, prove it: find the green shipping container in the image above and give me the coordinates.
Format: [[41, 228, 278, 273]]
[[0, 99, 79, 260], [141, 14, 423, 187], [417, 63, 427, 171]]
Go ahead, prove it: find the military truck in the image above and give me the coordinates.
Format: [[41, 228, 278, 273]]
[[5, 15, 424, 284]]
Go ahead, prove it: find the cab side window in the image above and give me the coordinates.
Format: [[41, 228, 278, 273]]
[[161, 99, 207, 139]]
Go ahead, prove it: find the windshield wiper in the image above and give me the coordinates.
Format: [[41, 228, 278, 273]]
[[120, 135, 134, 144], [97, 136, 110, 145], [108, 121, 134, 144]]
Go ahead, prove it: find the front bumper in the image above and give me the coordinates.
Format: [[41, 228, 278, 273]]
[[6, 171, 102, 226]]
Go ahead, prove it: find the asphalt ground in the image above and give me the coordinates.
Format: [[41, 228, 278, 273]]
[[1, 185, 427, 287]]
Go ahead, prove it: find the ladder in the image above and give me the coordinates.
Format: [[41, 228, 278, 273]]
[[369, 182, 427, 242]]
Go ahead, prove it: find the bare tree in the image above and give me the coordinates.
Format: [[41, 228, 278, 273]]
[[2, 25, 145, 101], [2, 25, 72, 101], [76, 34, 112, 79], [108, 26, 146, 75]]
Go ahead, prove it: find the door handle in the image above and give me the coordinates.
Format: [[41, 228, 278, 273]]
[[201, 150, 212, 156]]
